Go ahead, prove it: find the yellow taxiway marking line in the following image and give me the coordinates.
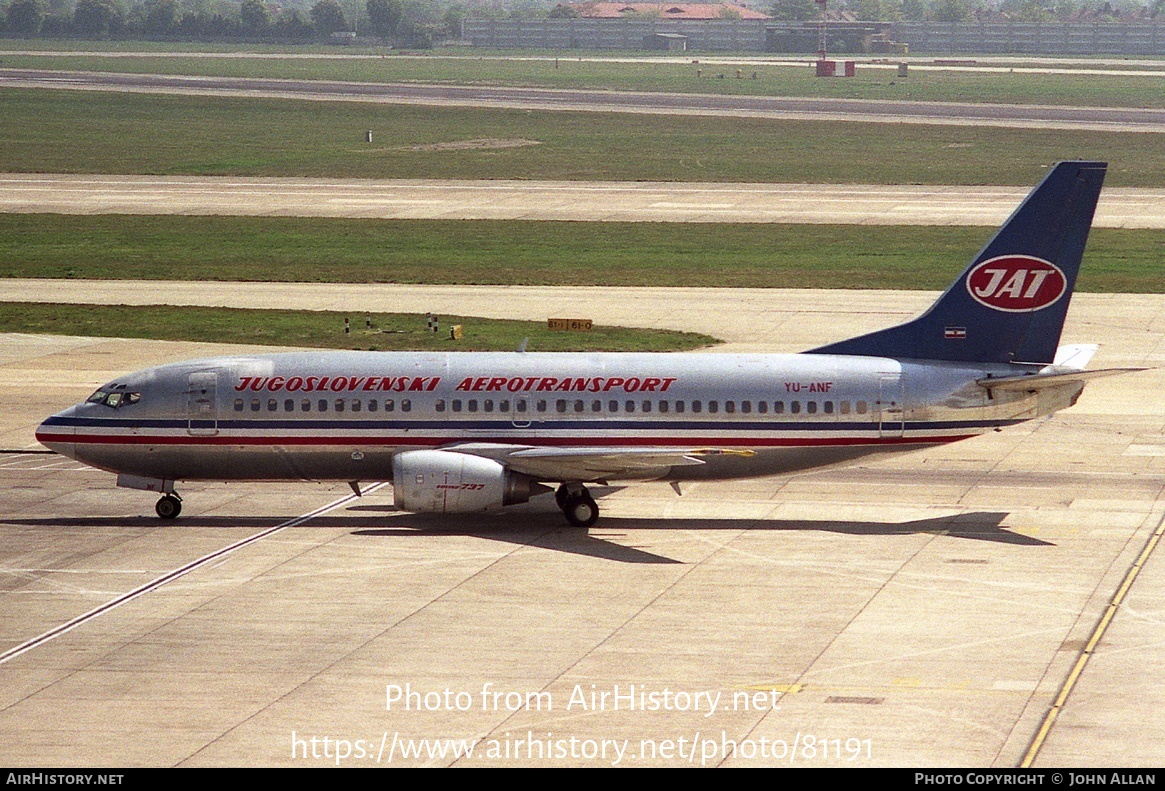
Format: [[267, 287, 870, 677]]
[[1021, 507, 1165, 767]]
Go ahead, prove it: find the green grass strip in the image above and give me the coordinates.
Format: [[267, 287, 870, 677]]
[[0, 303, 717, 352], [1, 88, 1163, 185], [7, 51, 1165, 110], [2, 215, 1160, 293]]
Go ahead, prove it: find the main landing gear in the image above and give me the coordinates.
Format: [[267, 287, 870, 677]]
[[155, 492, 182, 519], [555, 483, 599, 527]]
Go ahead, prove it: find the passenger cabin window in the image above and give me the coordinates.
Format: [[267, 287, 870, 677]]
[[401, 399, 411, 413], [856, 401, 868, 414]]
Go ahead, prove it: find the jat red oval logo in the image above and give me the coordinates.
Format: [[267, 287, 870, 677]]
[[965, 255, 1067, 313]]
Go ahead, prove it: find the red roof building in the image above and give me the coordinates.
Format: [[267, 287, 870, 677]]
[[565, 3, 771, 20]]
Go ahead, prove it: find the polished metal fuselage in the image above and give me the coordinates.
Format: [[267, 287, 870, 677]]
[[37, 351, 1074, 486]]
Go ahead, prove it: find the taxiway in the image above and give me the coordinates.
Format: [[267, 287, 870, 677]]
[[4, 68, 1165, 133], [3, 174, 1165, 227], [1, 287, 1162, 766]]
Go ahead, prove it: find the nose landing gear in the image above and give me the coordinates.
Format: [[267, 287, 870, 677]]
[[555, 483, 599, 527], [155, 493, 182, 519]]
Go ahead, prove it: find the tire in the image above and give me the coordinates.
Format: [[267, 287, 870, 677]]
[[563, 494, 599, 528], [155, 495, 182, 519]]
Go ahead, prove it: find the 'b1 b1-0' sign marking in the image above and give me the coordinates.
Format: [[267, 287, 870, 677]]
[[965, 255, 1067, 313]]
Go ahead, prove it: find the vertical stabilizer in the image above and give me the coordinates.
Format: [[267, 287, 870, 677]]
[[810, 161, 1106, 364]]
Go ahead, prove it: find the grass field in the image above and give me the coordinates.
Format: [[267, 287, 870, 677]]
[[6, 49, 1165, 109], [2, 215, 1160, 292], [0, 302, 716, 351], [1, 88, 1162, 185]]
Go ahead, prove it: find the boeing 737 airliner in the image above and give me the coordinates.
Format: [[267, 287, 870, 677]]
[[37, 161, 1137, 526]]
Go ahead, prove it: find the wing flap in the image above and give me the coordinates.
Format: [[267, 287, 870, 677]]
[[441, 442, 739, 482], [506, 446, 709, 481]]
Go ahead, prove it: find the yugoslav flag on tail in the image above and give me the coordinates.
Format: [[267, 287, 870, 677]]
[[810, 161, 1107, 365]]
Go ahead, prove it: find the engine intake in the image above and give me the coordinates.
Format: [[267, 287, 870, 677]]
[[392, 450, 549, 514]]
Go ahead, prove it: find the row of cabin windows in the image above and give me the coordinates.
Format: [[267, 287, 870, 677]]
[[437, 398, 869, 415], [235, 398, 412, 413], [233, 397, 871, 416]]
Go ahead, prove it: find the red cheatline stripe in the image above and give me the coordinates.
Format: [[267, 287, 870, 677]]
[[43, 433, 974, 448]]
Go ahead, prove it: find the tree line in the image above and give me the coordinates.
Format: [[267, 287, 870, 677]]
[[9, 0, 1162, 43], [0, 0, 455, 45]]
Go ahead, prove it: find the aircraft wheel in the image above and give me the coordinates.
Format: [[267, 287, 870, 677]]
[[563, 493, 599, 528], [155, 494, 182, 520], [554, 484, 570, 510]]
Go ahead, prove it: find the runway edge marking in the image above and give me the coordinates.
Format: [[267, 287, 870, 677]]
[[0, 482, 387, 666]]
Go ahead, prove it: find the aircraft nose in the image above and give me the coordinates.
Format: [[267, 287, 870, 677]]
[[36, 407, 77, 458]]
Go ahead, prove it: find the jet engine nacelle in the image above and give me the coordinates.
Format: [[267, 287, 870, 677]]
[[391, 449, 548, 514]]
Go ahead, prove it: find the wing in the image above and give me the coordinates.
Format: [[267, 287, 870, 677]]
[[439, 442, 753, 482]]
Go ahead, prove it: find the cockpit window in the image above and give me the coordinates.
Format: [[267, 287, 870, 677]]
[[87, 389, 140, 409]]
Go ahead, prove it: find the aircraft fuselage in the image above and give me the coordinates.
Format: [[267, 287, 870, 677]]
[[37, 350, 1068, 486]]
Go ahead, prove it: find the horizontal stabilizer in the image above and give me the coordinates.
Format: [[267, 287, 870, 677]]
[[977, 367, 1146, 393]]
